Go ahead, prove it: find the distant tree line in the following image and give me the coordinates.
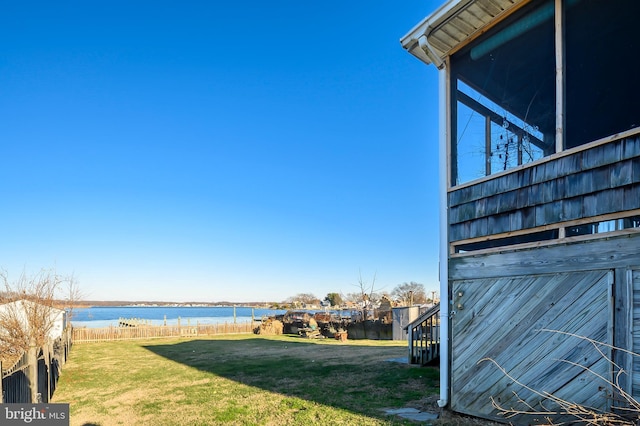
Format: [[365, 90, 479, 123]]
[[279, 281, 436, 311]]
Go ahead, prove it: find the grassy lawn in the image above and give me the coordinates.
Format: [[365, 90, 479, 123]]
[[52, 334, 439, 425]]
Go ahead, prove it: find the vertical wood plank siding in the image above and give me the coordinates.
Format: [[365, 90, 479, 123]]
[[449, 136, 640, 242], [451, 270, 612, 422], [632, 269, 640, 397]]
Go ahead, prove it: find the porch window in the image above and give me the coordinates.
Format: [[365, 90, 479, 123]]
[[451, 0, 556, 186], [450, 0, 640, 187], [565, 0, 640, 148]]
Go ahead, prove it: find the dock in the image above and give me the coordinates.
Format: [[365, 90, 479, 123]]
[[118, 317, 152, 327]]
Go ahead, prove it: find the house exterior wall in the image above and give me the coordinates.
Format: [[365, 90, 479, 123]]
[[449, 134, 640, 249], [403, 0, 640, 420], [631, 270, 640, 398], [448, 234, 640, 421], [451, 269, 612, 421]]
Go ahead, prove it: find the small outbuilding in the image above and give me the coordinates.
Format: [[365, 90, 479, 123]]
[[391, 306, 420, 341], [0, 299, 67, 341]]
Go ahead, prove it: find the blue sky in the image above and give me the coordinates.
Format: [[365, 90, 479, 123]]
[[0, 1, 441, 303]]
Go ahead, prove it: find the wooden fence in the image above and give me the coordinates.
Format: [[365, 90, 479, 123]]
[[1, 327, 72, 403], [72, 321, 256, 343]]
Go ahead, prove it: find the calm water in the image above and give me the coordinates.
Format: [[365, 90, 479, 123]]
[[70, 306, 287, 328]]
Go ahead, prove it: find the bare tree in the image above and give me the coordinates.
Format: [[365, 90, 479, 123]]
[[355, 270, 379, 321], [343, 292, 361, 304], [62, 273, 84, 323], [391, 282, 427, 306], [285, 293, 320, 308], [0, 269, 75, 364], [350, 271, 381, 339]]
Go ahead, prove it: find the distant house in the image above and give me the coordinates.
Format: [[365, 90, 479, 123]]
[[402, 0, 640, 423], [0, 299, 67, 341]]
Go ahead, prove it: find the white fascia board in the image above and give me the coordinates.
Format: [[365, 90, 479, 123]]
[[400, 0, 471, 66]]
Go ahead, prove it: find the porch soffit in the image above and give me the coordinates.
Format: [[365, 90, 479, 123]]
[[401, 0, 527, 67]]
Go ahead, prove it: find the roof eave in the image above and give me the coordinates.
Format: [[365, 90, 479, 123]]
[[401, 0, 529, 69], [400, 0, 473, 67]]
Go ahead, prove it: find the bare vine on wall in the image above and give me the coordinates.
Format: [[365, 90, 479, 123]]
[[479, 329, 640, 425]]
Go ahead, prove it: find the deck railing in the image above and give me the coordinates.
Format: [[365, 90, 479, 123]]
[[407, 304, 440, 365]]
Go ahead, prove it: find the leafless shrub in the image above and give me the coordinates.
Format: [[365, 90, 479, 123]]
[[479, 329, 640, 425], [0, 269, 79, 365]]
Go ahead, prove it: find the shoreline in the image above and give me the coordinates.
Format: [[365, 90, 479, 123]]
[[62, 301, 280, 308]]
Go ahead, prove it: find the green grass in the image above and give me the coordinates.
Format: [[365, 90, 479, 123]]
[[53, 334, 439, 425]]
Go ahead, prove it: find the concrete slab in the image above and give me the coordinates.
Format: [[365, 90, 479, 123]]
[[385, 357, 408, 364], [384, 407, 438, 422]]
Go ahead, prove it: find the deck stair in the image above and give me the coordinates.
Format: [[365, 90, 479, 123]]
[[405, 303, 440, 365]]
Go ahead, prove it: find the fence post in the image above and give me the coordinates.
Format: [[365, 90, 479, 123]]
[[44, 341, 51, 402], [0, 360, 3, 403], [63, 327, 69, 364], [28, 338, 38, 403]]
